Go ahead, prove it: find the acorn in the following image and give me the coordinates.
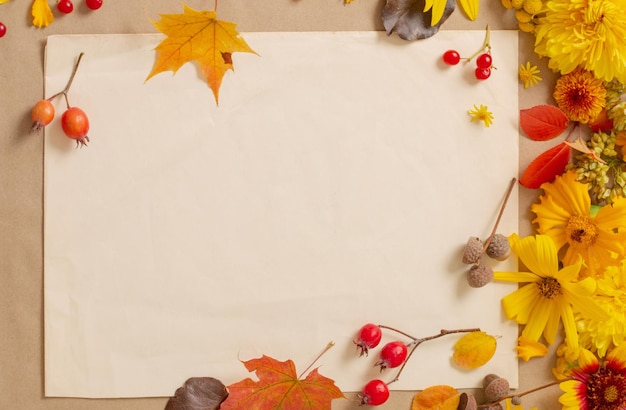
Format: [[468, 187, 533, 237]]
[[462, 236, 484, 264], [484, 376, 510, 402], [467, 264, 494, 288], [486, 234, 511, 261]]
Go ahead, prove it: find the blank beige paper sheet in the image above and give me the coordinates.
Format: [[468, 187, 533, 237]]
[[44, 31, 519, 398]]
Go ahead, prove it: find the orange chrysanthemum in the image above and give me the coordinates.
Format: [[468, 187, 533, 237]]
[[553, 68, 606, 124]]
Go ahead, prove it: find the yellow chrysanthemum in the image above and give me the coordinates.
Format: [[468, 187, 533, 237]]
[[494, 234, 608, 352], [519, 62, 542, 89], [559, 344, 626, 410], [553, 68, 606, 124], [531, 171, 626, 277], [577, 259, 626, 357], [31, 0, 53, 28], [468, 104, 493, 127], [534, 0, 626, 83]]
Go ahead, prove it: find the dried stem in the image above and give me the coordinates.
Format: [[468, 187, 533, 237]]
[[466, 25, 491, 63], [480, 177, 517, 255], [48, 52, 85, 108], [298, 341, 335, 379], [385, 328, 481, 385], [478, 380, 564, 408]]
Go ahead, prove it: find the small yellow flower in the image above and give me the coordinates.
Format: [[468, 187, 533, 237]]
[[31, 0, 53, 28], [518, 62, 542, 89], [468, 104, 494, 127]]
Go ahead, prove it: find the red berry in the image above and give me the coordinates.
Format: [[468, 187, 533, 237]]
[[442, 49, 460, 66], [475, 67, 491, 80], [360, 379, 390, 406], [61, 107, 90, 147], [85, 0, 103, 10], [354, 323, 382, 357], [57, 0, 74, 13], [476, 53, 492, 69], [31, 100, 56, 132], [375, 341, 408, 370], [0, 22, 6, 38]]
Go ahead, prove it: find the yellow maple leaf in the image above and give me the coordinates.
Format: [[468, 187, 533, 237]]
[[452, 331, 497, 369], [146, 3, 258, 105], [31, 0, 54, 28]]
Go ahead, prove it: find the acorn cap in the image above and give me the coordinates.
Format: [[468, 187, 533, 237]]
[[467, 264, 494, 288], [458, 392, 478, 410], [462, 236, 484, 264], [486, 234, 511, 261]]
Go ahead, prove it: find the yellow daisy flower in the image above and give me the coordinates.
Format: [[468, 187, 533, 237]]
[[468, 104, 494, 127], [494, 234, 608, 352], [531, 171, 626, 277], [519, 62, 542, 89], [534, 0, 626, 83], [577, 258, 626, 357], [559, 343, 626, 410], [553, 68, 606, 124]]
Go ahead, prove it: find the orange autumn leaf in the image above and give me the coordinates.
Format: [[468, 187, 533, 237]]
[[411, 385, 460, 410], [147, 3, 258, 104], [520, 142, 572, 189], [220, 355, 345, 410], [452, 331, 497, 369]]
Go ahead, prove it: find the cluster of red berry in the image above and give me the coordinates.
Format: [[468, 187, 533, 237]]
[[31, 53, 90, 147], [442, 49, 494, 80], [57, 0, 104, 14], [354, 323, 407, 406]]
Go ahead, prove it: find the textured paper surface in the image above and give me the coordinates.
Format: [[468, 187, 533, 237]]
[[44, 32, 519, 398]]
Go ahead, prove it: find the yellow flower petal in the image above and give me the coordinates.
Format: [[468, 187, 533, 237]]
[[540, 171, 591, 218], [522, 296, 553, 342], [512, 234, 559, 277], [501, 283, 541, 323], [559, 302, 579, 350], [577, 348, 600, 372], [493, 271, 539, 282], [517, 336, 549, 361], [31, 0, 53, 28]]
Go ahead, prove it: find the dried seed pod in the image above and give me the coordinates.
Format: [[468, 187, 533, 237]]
[[457, 392, 478, 410], [511, 395, 522, 405], [483, 374, 501, 388], [486, 234, 511, 260], [467, 264, 494, 288], [462, 236, 484, 264], [484, 377, 510, 402]]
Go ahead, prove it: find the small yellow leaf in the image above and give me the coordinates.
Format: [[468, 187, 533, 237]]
[[31, 0, 54, 28], [453, 331, 496, 369], [412, 385, 460, 410], [457, 0, 479, 20], [0, 0, 13, 4]]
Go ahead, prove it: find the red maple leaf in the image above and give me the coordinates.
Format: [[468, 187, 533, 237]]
[[220, 355, 345, 410]]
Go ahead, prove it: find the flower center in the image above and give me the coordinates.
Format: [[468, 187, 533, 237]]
[[565, 215, 598, 249], [538, 277, 562, 299], [586, 368, 626, 409]]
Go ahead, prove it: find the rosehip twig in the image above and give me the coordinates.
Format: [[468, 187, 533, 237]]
[[48, 52, 85, 108], [379, 327, 481, 385], [478, 379, 564, 408]]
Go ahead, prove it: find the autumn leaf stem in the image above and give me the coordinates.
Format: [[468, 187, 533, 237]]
[[563, 122, 581, 142], [478, 379, 565, 408], [48, 52, 84, 109], [384, 328, 481, 385], [298, 341, 335, 380], [214, 0, 218, 11], [480, 177, 517, 256]]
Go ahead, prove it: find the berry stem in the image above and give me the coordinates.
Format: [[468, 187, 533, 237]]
[[378, 325, 417, 340], [480, 177, 517, 256], [478, 379, 565, 408], [297, 341, 335, 379], [48, 52, 85, 108], [465, 25, 491, 63], [386, 328, 481, 385]]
